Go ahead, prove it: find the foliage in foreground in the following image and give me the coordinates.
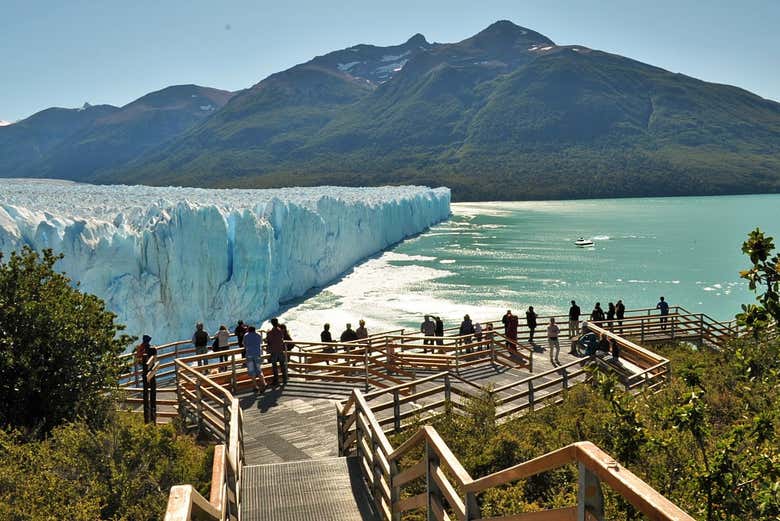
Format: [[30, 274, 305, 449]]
[[738, 228, 780, 332], [393, 337, 780, 520], [0, 247, 132, 438], [0, 413, 212, 521]]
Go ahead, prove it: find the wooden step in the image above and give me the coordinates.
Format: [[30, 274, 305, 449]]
[[241, 457, 377, 521]]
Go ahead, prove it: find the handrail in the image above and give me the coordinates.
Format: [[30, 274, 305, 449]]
[[340, 386, 696, 521], [167, 358, 244, 520], [160, 304, 712, 521]]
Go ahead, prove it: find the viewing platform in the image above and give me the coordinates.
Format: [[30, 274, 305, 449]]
[[145, 305, 740, 521]]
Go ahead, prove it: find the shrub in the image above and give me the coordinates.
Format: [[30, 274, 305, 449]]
[[0, 247, 131, 437]]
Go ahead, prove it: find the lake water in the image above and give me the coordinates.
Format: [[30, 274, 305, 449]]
[[279, 194, 780, 340]]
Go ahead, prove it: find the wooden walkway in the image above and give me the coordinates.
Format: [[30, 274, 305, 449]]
[[238, 338, 583, 466], [161, 306, 737, 521], [241, 457, 377, 521]]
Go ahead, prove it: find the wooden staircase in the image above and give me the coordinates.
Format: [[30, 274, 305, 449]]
[[241, 457, 377, 521]]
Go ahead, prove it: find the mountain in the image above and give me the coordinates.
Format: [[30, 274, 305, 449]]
[[0, 85, 234, 180], [0, 103, 120, 177], [5, 21, 780, 200]]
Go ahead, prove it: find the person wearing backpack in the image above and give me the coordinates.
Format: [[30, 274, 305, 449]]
[[192, 323, 210, 367]]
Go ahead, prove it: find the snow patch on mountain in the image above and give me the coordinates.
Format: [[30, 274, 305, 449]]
[[381, 51, 410, 62], [0, 181, 451, 344], [337, 61, 361, 71]]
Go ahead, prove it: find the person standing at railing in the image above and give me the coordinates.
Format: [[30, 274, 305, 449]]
[[133, 336, 147, 385], [191, 323, 210, 367], [434, 316, 444, 346], [657, 296, 670, 330], [321, 323, 335, 353], [421, 316, 436, 352], [267, 318, 288, 386], [568, 300, 581, 338], [459, 314, 474, 351], [547, 317, 560, 365], [590, 302, 605, 322], [356, 319, 368, 340], [234, 320, 248, 357], [616, 300, 625, 333], [214, 325, 230, 363], [474, 321, 483, 350], [340, 323, 358, 344], [526, 306, 538, 343], [244, 326, 267, 394], [280, 324, 295, 352], [137, 335, 157, 423], [502, 310, 518, 349], [606, 302, 616, 330]]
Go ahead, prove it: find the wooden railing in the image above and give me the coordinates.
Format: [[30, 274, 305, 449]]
[[339, 387, 696, 521], [584, 322, 672, 392], [159, 305, 706, 520], [165, 359, 244, 521]]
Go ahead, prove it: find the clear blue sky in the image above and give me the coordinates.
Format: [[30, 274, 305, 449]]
[[1, 0, 778, 122]]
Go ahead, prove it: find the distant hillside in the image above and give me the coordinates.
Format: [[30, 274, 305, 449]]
[[0, 85, 233, 180], [0, 103, 119, 177], [4, 21, 780, 200]]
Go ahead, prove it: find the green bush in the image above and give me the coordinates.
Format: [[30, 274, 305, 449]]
[[394, 336, 780, 520], [0, 413, 212, 521], [0, 247, 131, 437]]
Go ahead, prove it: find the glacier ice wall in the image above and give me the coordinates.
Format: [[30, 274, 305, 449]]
[[0, 180, 451, 344]]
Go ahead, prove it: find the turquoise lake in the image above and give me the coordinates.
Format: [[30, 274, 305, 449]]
[[280, 194, 780, 340]]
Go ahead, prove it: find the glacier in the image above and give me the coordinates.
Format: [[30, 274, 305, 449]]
[[0, 180, 451, 344]]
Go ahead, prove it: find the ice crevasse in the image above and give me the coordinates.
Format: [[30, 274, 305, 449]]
[[0, 180, 451, 344]]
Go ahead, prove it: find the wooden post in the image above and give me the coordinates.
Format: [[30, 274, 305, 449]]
[[142, 358, 150, 423], [464, 491, 479, 521], [528, 380, 535, 411], [174, 362, 184, 423], [699, 314, 705, 345], [149, 364, 157, 424], [443, 374, 451, 404], [371, 430, 381, 513], [222, 402, 230, 444], [641, 318, 645, 342], [577, 462, 605, 521], [230, 354, 237, 394], [195, 379, 203, 434], [391, 459, 402, 521], [364, 349, 370, 393], [671, 315, 676, 339], [455, 345, 460, 375], [393, 389, 401, 433], [562, 367, 569, 390], [355, 418, 363, 462], [336, 408, 345, 456], [425, 439, 442, 521]]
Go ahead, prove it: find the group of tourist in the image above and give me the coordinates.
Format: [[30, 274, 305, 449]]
[[135, 296, 674, 394], [189, 318, 294, 394], [320, 320, 369, 348]]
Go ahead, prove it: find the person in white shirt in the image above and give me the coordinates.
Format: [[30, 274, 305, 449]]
[[547, 317, 561, 366]]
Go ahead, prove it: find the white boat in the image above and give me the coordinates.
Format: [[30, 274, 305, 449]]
[[575, 237, 595, 247]]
